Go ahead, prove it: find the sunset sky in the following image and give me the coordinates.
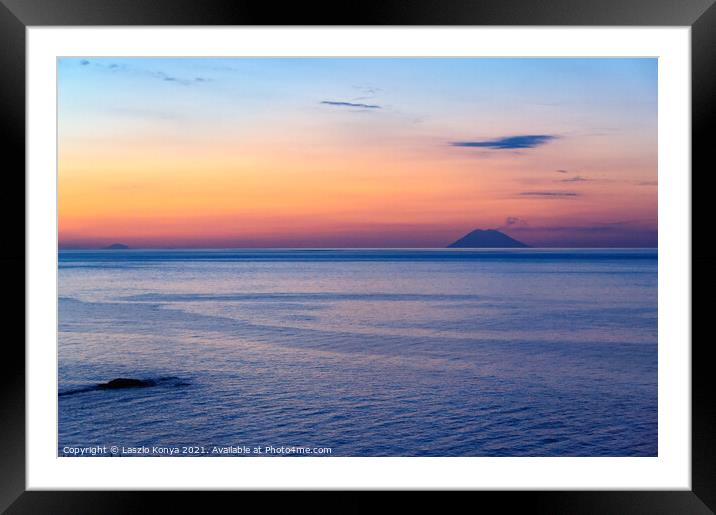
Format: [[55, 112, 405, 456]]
[[58, 57, 657, 248]]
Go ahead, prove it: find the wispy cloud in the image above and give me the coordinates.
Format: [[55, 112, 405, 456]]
[[498, 216, 529, 229], [151, 71, 211, 86], [450, 135, 557, 150], [510, 220, 647, 234], [505, 221, 657, 246], [593, 220, 639, 226], [352, 85, 382, 101], [320, 100, 382, 109], [76, 59, 211, 85], [558, 175, 589, 183], [634, 180, 657, 186], [555, 169, 569, 174], [519, 191, 578, 197]]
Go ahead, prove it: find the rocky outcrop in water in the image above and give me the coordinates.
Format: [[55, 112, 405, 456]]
[[97, 378, 156, 389]]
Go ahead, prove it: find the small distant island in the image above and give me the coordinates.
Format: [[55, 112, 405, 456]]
[[447, 229, 529, 248], [103, 243, 130, 250]]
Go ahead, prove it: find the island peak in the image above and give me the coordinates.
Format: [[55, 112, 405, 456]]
[[447, 229, 529, 248]]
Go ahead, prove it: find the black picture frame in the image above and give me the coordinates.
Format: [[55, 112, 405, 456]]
[[1, 0, 713, 512]]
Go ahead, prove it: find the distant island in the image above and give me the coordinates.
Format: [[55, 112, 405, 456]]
[[447, 229, 529, 248], [103, 243, 130, 250]]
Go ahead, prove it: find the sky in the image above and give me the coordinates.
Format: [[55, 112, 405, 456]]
[[58, 57, 657, 248]]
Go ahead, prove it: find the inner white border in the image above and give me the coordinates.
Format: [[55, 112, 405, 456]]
[[27, 27, 691, 490]]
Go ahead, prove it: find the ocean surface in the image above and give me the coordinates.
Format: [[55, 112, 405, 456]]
[[58, 249, 657, 457]]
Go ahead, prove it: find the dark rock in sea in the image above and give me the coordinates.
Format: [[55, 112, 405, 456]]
[[97, 378, 156, 389], [103, 243, 129, 250], [448, 229, 529, 248]]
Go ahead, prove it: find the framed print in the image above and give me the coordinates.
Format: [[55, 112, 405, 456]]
[[2, 0, 714, 512]]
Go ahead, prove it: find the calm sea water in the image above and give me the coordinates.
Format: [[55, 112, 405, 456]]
[[58, 249, 657, 457]]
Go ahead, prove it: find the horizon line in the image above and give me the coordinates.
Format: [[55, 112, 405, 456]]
[[58, 246, 659, 250]]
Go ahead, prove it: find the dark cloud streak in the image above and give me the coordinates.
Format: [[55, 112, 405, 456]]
[[451, 135, 557, 150], [321, 100, 382, 109], [519, 191, 578, 197]]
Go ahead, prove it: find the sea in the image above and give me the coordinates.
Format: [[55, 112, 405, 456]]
[[58, 249, 657, 457]]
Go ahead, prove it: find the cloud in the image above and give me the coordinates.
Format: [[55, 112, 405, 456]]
[[519, 191, 578, 197], [352, 85, 382, 101], [555, 169, 569, 174], [353, 85, 381, 95], [450, 135, 557, 150], [76, 59, 211, 85], [498, 217, 529, 229], [593, 220, 638, 227], [635, 180, 658, 186], [510, 221, 646, 234], [559, 175, 589, 182], [321, 100, 381, 109], [154, 71, 211, 86]]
